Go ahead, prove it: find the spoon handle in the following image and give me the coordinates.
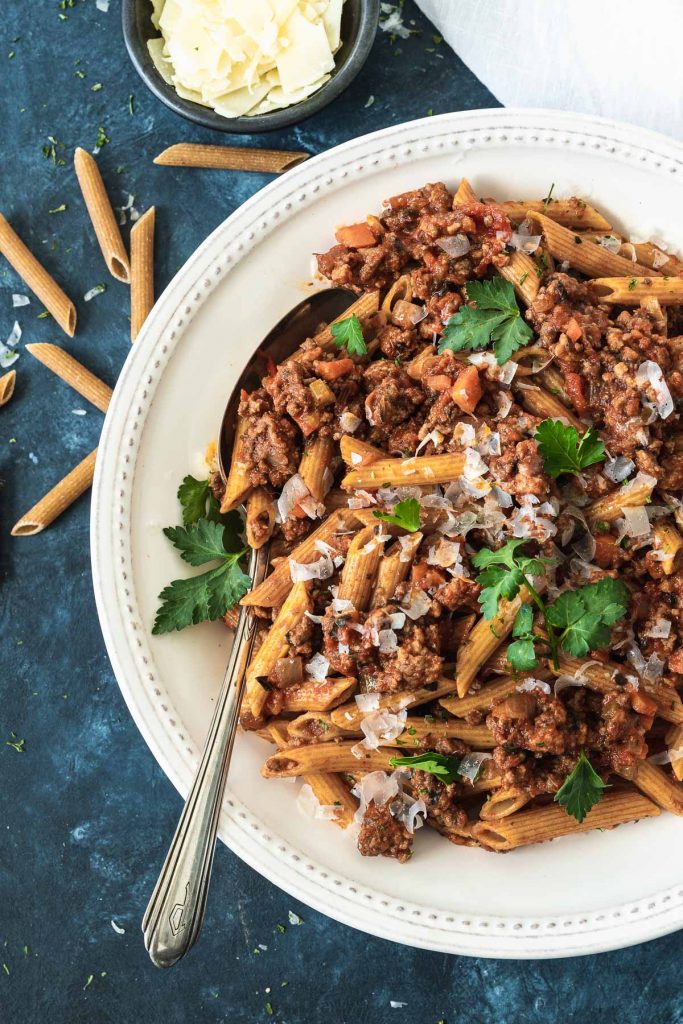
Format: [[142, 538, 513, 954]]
[[142, 543, 271, 968]]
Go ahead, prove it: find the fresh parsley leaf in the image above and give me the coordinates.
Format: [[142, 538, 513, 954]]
[[373, 497, 420, 532], [330, 314, 367, 356], [178, 475, 211, 526], [535, 419, 606, 478], [472, 540, 545, 619], [389, 751, 463, 785], [507, 603, 538, 671], [547, 578, 629, 658], [554, 750, 607, 823], [163, 520, 229, 567], [438, 278, 533, 365]]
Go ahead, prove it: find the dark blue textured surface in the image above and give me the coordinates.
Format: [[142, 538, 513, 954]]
[[1, 3, 682, 1022]]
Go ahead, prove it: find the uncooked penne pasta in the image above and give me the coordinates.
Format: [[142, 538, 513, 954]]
[[665, 725, 683, 782], [513, 382, 584, 430], [473, 791, 659, 852], [220, 415, 253, 513], [245, 581, 311, 718], [311, 291, 380, 350], [342, 453, 466, 491], [479, 788, 532, 821], [455, 587, 540, 698], [26, 343, 112, 412], [74, 148, 130, 283], [130, 206, 155, 342], [330, 677, 458, 731], [336, 525, 383, 611], [299, 434, 335, 501], [587, 474, 657, 524], [153, 143, 310, 173], [590, 276, 683, 305], [621, 761, 683, 816], [0, 214, 77, 336], [371, 533, 422, 608], [652, 521, 683, 575], [11, 448, 98, 536], [276, 677, 357, 713], [498, 250, 540, 306], [242, 509, 358, 608], [245, 487, 276, 549], [528, 212, 652, 278], [0, 369, 16, 407], [262, 741, 397, 778], [497, 198, 611, 231], [340, 434, 384, 468]]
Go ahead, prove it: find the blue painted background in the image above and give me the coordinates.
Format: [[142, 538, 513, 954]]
[[1, 2, 682, 1021]]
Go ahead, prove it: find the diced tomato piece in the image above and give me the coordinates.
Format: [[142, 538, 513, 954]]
[[314, 358, 354, 381], [451, 364, 483, 413], [564, 371, 590, 416], [334, 223, 377, 248]]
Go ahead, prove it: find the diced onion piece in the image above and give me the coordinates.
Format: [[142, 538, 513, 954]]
[[435, 233, 470, 258]]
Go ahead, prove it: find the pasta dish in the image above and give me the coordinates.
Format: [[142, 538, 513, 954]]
[[157, 177, 683, 859]]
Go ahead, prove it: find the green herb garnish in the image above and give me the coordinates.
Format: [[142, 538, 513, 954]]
[[373, 497, 420, 532], [554, 750, 607, 822], [330, 313, 367, 356], [546, 578, 629, 659], [48, 203, 67, 214], [94, 125, 110, 150], [438, 278, 532, 365], [506, 603, 539, 671], [535, 419, 605, 478], [389, 751, 463, 784]]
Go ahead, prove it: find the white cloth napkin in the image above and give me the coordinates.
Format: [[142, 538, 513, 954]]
[[414, 0, 683, 139]]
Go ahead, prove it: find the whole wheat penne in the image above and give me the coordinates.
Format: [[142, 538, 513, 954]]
[[551, 654, 683, 725], [74, 148, 130, 283], [311, 291, 380, 350], [245, 487, 276, 549], [639, 296, 667, 334], [340, 434, 384, 468], [220, 415, 253, 513], [342, 453, 465, 491], [583, 235, 683, 275], [537, 366, 571, 405], [587, 473, 657, 524], [130, 206, 155, 342], [406, 345, 441, 381], [11, 447, 97, 536], [665, 725, 683, 781], [245, 582, 311, 717], [528, 212, 652, 278], [242, 509, 357, 607], [325, 487, 351, 511], [652, 521, 683, 575], [265, 721, 292, 748], [621, 761, 683, 815], [455, 587, 541, 698], [223, 606, 240, 630], [262, 742, 397, 778], [440, 676, 521, 717], [392, 720, 496, 750], [277, 677, 357, 713], [27, 343, 112, 412], [381, 273, 412, 314], [371, 533, 422, 608], [497, 198, 611, 231], [479, 788, 532, 821], [590, 276, 683, 305], [153, 143, 309, 174], [513, 383, 584, 430], [287, 712, 349, 743], [453, 178, 477, 204], [473, 790, 659, 852], [299, 434, 335, 501], [0, 214, 76, 336], [330, 677, 458, 730], [336, 525, 383, 610], [498, 251, 540, 305], [352, 506, 446, 533], [0, 369, 16, 407]]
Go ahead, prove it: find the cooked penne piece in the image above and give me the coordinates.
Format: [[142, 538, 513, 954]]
[[590, 276, 683, 305], [537, 366, 571, 406], [242, 509, 358, 608], [0, 369, 16, 407], [625, 241, 683, 276], [498, 251, 540, 305], [370, 533, 422, 608], [392, 720, 496, 750], [381, 273, 412, 315], [473, 790, 660, 852], [336, 525, 383, 610], [0, 214, 77, 336], [513, 382, 584, 430], [27, 343, 112, 412], [587, 475, 657, 524], [277, 677, 357, 713], [453, 177, 477, 204], [299, 434, 335, 501], [245, 581, 311, 718], [130, 206, 155, 342], [11, 448, 98, 536], [551, 654, 683, 725], [497, 198, 611, 231], [339, 434, 384, 468], [330, 677, 458, 731], [287, 712, 349, 743], [479, 788, 532, 821], [262, 742, 397, 778], [220, 415, 254, 513], [153, 143, 309, 173], [528, 212, 652, 278], [665, 725, 683, 782], [311, 291, 380, 350], [652, 521, 683, 575], [74, 148, 130, 283], [342, 453, 465, 491], [455, 587, 540, 698], [621, 761, 683, 816], [440, 676, 520, 718], [245, 487, 276, 549]]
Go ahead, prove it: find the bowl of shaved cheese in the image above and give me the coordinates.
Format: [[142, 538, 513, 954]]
[[122, 0, 379, 132]]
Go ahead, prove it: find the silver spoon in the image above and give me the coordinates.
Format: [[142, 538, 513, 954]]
[[142, 287, 356, 968]]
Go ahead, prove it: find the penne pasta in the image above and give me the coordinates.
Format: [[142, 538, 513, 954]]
[[498, 251, 540, 306], [455, 588, 540, 698], [528, 212, 652, 278], [339, 434, 384, 468], [27, 343, 112, 412], [370, 533, 422, 608], [473, 790, 659, 852], [245, 581, 311, 718], [621, 761, 683, 816], [0, 214, 77, 336], [652, 521, 683, 575], [153, 143, 309, 174], [590, 276, 683, 305], [392, 720, 496, 750], [665, 725, 683, 782], [513, 382, 584, 430], [299, 434, 335, 502], [453, 178, 477, 205], [74, 148, 130, 283], [220, 415, 254, 513], [276, 677, 357, 713], [11, 448, 97, 536], [311, 291, 380, 351], [497, 198, 612, 231], [479, 788, 532, 821], [381, 273, 412, 315], [342, 453, 465, 491], [262, 741, 397, 778], [440, 676, 520, 718], [587, 475, 657, 524], [330, 677, 458, 731], [551, 654, 683, 725], [287, 712, 349, 743], [336, 525, 383, 611], [0, 369, 16, 407], [130, 206, 155, 342], [245, 487, 276, 549]]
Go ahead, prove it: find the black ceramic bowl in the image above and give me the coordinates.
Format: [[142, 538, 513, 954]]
[[122, 0, 380, 134]]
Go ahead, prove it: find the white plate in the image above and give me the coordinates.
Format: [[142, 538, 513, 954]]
[[92, 108, 683, 958]]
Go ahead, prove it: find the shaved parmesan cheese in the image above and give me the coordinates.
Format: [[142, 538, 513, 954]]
[[457, 751, 492, 783], [12, 294, 29, 308], [635, 360, 674, 419], [617, 506, 651, 539], [305, 652, 330, 681], [400, 588, 431, 620], [278, 473, 310, 520], [509, 227, 542, 254], [517, 678, 551, 694], [297, 782, 341, 820], [289, 554, 334, 582], [604, 456, 635, 483], [642, 618, 671, 639], [360, 708, 407, 748], [304, 610, 323, 624], [355, 692, 380, 713], [351, 770, 403, 815], [436, 234, 470, 258]]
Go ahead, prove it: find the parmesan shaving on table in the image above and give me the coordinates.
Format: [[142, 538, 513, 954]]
[[148, 0, 345, 118]]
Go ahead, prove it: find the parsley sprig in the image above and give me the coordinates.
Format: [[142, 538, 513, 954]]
[[535, 419, 605, 478], [389, 751, 463, 784], [373, 497, 420, 532], [554, 750, 608, 822], [438, 278, 533, 365], [330, 313, 367, 356]]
